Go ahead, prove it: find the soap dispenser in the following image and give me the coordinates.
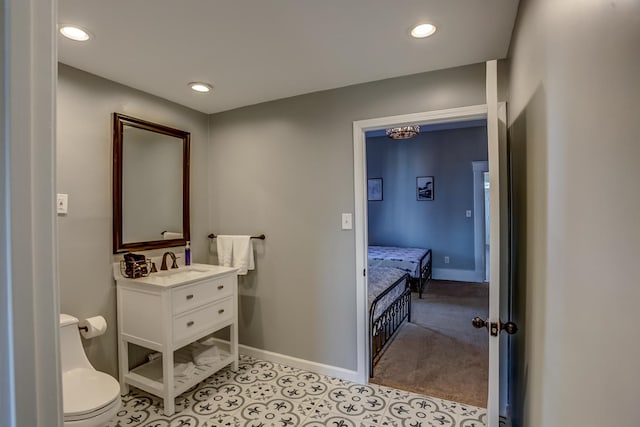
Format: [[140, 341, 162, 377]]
[[185, 241, 191, 266]]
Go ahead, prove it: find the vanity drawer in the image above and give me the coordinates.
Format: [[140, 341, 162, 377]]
[[173, 297, 233, 343], [172, 275, 233, 314]]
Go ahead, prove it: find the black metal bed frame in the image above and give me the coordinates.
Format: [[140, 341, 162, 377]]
[[416, 249, 433, 298], [369, 272, 411, 377]]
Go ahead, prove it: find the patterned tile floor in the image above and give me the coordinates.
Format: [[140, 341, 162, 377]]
[[107, 355, 486, 427]]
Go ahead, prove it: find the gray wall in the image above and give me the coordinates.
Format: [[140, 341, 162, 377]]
[[57, 62, 486, 375], [208, 63, 486, 371], [508, 0, 640, 425], [56, 64, 209, 376], [366, 126, 488, 271]]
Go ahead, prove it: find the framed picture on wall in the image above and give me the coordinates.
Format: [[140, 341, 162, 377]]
[[416, 176, 434, 201], [368, 178, 383, 201]]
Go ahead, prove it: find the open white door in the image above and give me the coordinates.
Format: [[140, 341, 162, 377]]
[[484, 60, 511, 427]]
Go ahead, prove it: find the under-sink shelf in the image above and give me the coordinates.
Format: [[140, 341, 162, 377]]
[[126, 341, 235, 397]]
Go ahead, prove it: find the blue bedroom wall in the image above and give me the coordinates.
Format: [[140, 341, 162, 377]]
[[367, 125, 488, 271]]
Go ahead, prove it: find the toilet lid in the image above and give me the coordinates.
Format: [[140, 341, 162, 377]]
[[64, 397, 120, 422], [63, 368, 120, 417]]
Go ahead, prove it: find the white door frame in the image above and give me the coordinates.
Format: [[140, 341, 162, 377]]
[[353, 99, 506, 425], [1, 0, 61, 426], [353, 103, 489, 384]]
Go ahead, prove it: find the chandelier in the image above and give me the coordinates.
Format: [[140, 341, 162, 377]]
[[386, 125, 420, 140]]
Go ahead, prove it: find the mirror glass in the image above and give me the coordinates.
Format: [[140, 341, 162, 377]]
[[113, 113, 190, 253]]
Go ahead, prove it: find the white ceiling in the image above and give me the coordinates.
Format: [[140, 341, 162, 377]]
[[58, 1, 519, 114]]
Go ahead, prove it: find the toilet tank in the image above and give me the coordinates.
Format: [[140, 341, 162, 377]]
[[59, 314, 92, 372]]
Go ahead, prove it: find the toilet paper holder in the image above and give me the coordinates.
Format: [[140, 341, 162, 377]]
[[78, 315, 108, 339]]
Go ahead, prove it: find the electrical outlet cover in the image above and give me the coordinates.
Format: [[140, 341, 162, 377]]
[[57, 193, 68, 214]]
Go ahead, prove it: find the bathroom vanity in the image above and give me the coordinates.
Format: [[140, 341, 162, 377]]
[[115, 263, 238, 416]]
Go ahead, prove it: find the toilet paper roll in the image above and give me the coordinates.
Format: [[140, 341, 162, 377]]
[[79, 316, 107, 339]]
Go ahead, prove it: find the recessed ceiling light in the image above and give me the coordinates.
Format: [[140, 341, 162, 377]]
[[410, 23, 437, 39], [59, 25, 91, 41], [189, 82, 213, 93]]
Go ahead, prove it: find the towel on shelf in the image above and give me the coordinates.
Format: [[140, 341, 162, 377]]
[[174, 361, 196, 378], [216, 235, 255, 275], [192, 344, 220, 366], [162, 231, 183, 240], [199, 336, 217, 346]]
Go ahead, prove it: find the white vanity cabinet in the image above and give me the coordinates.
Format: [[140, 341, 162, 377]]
[[115, 264, 238, 416]]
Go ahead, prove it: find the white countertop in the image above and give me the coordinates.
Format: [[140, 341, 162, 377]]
[[113, 262, 238, 288]]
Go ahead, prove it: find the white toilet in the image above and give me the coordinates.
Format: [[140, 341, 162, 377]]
[[60, 314, 121, 427]]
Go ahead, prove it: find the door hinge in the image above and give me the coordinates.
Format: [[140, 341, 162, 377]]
[[363, 268, 366, 277], [499, 415, 511, 427]]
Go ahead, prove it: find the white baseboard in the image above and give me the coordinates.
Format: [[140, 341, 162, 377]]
[[239, 344, 361, 383], [432, 268, 484, 283]]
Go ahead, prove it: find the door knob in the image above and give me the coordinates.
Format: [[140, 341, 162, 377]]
[[502, 321, 518, 335], [472, 317, 487, 329], [472, 317, 518, 336]]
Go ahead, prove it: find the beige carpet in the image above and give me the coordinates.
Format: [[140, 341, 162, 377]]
[[370, 280, 489, 408]]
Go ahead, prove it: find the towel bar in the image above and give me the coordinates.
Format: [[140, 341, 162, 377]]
[[207, 233, 265, 240]]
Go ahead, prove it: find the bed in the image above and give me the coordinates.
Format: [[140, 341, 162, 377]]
[[368, 265, 411, 377], [368, 246, 433, 298]]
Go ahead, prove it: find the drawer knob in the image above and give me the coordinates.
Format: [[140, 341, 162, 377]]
[[187, 321, 194, 327], [218, 309, 225, 314], [186, 294, 194, 300], [217, 285, 224, 290]]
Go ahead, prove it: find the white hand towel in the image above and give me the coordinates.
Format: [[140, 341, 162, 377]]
[[192, 344, 220, 366], [216, 235, 234, 267], [231, 236, 254, 275], [216, 235, 255, 275], [163, 231, 183, 240]]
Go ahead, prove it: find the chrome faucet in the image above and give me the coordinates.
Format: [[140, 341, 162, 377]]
[[160, 251, 178, 270]]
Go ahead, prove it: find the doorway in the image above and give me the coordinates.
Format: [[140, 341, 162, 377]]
[[353, 98, 507, 425], [362, 121, 490, 407]]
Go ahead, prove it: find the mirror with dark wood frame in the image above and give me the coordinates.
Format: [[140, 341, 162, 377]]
[[113, 113, 190, 253]]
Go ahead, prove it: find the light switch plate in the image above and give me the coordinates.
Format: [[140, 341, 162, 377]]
[[466, 210, 472, 218], [341, 213, 353, 230], [57, 193, 68, 215]]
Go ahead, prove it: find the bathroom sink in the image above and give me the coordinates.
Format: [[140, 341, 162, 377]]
[[148, 268, 212, 284], [114, 263, 237, 287]]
